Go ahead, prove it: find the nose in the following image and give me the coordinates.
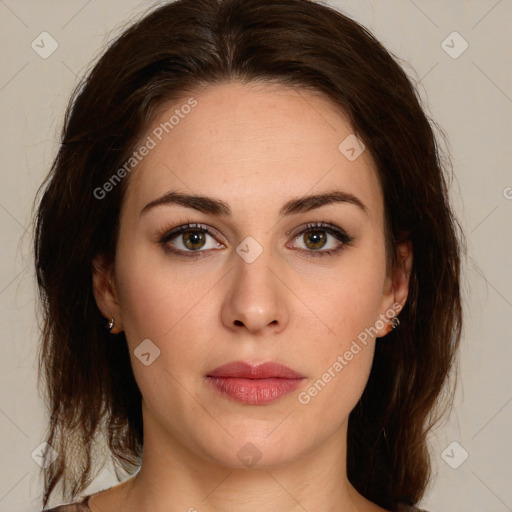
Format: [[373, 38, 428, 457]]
[[220, 248, 289, 335]]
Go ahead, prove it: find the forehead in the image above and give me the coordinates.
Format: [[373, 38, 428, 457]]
[[122, 81, 383, 222]]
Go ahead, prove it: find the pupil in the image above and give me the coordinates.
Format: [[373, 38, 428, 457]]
[[306, 230, 326, 249], [184, 230, 205, 249]]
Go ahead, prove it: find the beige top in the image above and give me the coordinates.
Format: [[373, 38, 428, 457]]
[[43, 495, 430, 511]]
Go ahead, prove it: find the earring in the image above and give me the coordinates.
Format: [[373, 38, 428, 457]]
[[107, 317, 115, 331], [390, 316, 400, 329]]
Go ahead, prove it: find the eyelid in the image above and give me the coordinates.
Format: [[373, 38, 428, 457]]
[[157, 220, 354, 257], [289, 221, 337, 239], [157, 222, 225, 244]]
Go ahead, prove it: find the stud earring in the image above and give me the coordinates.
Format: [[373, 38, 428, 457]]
[[390, 316, 400, 329], [107, 317, 115, 331]]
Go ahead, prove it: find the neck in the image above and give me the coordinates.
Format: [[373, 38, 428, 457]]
[[106, 410, 375, 512]]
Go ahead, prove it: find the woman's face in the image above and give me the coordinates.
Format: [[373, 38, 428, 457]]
[[94, 81, 410, 469]]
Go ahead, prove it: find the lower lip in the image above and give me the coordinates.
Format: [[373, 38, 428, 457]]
[[206, 376, 304, 405]]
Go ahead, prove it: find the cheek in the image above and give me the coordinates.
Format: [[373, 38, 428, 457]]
[[114, 246, 223, 402], [115, 241, 216, 342], [310, 247, 388, 344], [297, 247, 387, 412], [114, 253, 213, 412], [299, 341, 376, 408], [296, 280, 382, 426]]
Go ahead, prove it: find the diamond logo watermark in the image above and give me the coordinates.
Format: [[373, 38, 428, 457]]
[[441, 441, 469, 469], [31, 442, 58, 468], [441, 31, 468, 59], [339, 134, 365, 161], [236, 236, 263, 264], [237, 442, 262, 468], [134, 338, 161, 366], [31, 32, 59, 59]]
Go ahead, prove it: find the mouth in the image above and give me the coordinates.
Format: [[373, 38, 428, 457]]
[[205, 361, 306, 405]]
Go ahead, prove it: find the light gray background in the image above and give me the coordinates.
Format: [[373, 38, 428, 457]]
[[1, 1, 511, 511]]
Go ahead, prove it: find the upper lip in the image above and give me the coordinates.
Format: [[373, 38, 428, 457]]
[[207, 361, 305, 379]]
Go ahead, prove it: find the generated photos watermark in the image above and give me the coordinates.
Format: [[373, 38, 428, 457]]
[[298, 302, 402, 405]]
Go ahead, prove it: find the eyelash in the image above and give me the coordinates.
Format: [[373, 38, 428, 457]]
[[156, 221, 354, 259]]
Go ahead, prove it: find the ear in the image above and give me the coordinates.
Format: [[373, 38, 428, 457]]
[[375, 240, 413, 338], [91, 254, 124, 333]]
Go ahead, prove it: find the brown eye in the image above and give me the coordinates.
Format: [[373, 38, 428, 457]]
[[182, 230, 207, 250], [288, 222, 354, 257], [159, 223, 225, 256], [302, 229, 328, 250]]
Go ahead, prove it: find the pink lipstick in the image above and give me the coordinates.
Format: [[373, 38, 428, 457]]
[[206, 361, 306, 405]]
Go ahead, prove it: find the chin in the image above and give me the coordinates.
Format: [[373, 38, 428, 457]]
[[191, 427, 306, 470]]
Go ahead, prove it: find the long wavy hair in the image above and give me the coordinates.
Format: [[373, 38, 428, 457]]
[[33, 0, 463, 509]]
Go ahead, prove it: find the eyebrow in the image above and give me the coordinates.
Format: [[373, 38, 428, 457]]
[[140, 189, 368, 217]]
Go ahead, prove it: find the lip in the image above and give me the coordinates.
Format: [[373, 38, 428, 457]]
[[206, 361, 306, 405]]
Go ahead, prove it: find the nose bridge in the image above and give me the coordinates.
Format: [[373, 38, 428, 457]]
[[221, 236, 287, 333]]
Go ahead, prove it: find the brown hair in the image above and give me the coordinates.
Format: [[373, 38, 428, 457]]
[[33, 0, 463, 509]]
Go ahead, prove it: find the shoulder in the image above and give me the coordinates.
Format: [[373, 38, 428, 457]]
[[42, 495, 91, 511]]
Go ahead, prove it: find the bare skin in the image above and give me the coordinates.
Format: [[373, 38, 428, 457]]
[[91, 81, 412, 512]]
